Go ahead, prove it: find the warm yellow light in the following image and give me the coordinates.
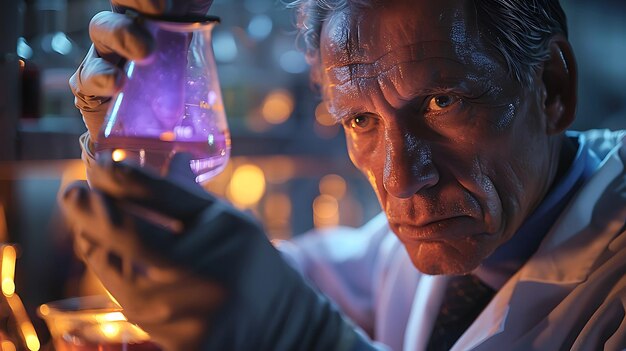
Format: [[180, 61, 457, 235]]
[[313, 194, 339, 228], [1, 245, 16, 297], [313, 195, 339, 219], [38, 304, 49, 317], [2, 279, 14, 297], [24, 331, 39, 351], [97, 312, 126, 322], [261, 89, 294, 124], [227, 164, 266, 208], [315, 102, 336, 127], [6, 295, 40, 351], [111, 149, 127, 162], [1, 340, 16, 351], [319, 174, 347, 200], [100, 322, 122, 339], [128, 324, 151, 339], [159, 131, 175, 141]]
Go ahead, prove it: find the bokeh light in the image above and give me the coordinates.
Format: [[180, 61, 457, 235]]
[[313, 194, 339, 228], [111, 149, 126, 162], [1, 340, 16, 351], [315, 102, 336, 127], [261, 89, 294, 124], [51, 32, 72, 55], [213, 31, 238, 63], [17, 38, 33, 59], [228, 164, 266, 208], [319, 174, 347, 200], [247, 15, 273, 41], [279, 50, 308, 74]]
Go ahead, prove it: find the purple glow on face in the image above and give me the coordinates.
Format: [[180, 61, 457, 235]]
[[97, 19, 230, 183]]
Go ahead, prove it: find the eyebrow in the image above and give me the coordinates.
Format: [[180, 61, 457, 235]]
[[325, 41, 462, 84], [325, 97, 365, 124], [325, 70, 478, 123]]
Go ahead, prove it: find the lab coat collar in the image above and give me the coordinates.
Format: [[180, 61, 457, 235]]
[[453, 137, 626, 351], [403, 275, 449, 350], [520, 140, 625, 284]]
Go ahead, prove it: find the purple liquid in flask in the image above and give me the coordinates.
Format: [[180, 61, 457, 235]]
[[96, 15, 230, 184]]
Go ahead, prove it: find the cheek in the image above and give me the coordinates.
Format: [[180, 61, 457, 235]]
[[468, 105, 549, 238], [436, 105, 537, 236], [344, 129, 387, 203]]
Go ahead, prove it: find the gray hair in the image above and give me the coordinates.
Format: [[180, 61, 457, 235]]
[[287, 0, 568, 86]]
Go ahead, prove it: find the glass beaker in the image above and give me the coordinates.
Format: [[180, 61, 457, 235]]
[[38, 295, 161, 351], [95, 14, 230, 184]]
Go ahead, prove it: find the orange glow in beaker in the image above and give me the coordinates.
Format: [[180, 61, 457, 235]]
[[111, 149, 127, 162]]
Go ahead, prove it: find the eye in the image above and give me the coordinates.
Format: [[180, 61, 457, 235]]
[[426, 95, 459, 112], [349, 115, 372, 130]]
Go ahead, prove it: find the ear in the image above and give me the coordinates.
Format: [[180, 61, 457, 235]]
[[541, 34, 577, 134]]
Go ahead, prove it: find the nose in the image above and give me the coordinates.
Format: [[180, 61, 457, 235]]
[[383, 132, 439, 198]]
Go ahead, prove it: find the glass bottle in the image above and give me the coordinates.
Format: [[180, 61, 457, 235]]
[[96, 14, 230, 184]]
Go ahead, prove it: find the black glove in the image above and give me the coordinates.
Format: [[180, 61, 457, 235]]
[[60, 154, 378, 350]]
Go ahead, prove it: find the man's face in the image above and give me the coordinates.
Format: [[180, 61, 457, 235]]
[[320, 0, 557, 274]]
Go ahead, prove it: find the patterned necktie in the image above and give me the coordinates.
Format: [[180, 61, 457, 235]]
[[426, 275, 496, 351]]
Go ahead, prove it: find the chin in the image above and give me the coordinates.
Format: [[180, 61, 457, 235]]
[[404, 240, 486, 275]]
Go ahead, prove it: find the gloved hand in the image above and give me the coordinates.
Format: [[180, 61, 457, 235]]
[[69, 0, 213, 143], [59, 154, 376, 351]]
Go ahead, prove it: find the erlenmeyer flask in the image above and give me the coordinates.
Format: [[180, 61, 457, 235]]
[[96, 15, 230, 184]]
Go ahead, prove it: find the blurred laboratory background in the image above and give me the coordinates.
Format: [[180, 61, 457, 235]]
[[0, 0, 624, 348]]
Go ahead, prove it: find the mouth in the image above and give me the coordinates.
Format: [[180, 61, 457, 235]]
[[390, 216, 484, 242]]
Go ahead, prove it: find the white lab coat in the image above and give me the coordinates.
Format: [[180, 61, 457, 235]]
[[279, 129, 626, 351]]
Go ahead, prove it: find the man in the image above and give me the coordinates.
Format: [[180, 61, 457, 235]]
[[62, 0, 626, 350]]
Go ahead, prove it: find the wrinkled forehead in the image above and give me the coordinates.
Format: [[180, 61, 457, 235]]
[[320, 0, 480, 70]]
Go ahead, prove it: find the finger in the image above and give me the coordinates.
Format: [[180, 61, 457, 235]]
[[88, 155, 213, 219], [62, 180, 202, 274], [64, 188, 195, 292], [70, 45, 123, 99], [90, 11, 153, 62], [123, 274, 225, 351], [61, 181, 172, 263], [167, 203, 266, 282], [73, 230, 100, 261], [133, 317, 209, 351], [165, 152, 200, 186], [111, 0, 213, 17], [81, 244, 136, 309], [131, 273, 225, 321], [126, 286, 225, 351], [69, 46, 118, 139], [111, 0, 168, 15]]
